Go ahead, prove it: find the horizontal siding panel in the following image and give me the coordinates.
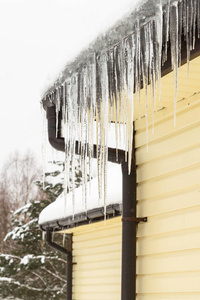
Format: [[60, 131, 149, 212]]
[[73, 267, 120, 279], [73, 255, 121, 274], [137, 187, 200, 217], [137, 249, 200, 274], [135, 99, 200, 148], [73, 293, 120, 300], [136, 293, 200, 300], [73, 243, 121, 257], [137, 164, 200, 200], [73, 251, 121, 265], [72, 225, 121, 242], [73, 283, 120, 293], [137, 144, 200, 182], [73, 234, 121, 250], [137, 97, 200, 298], [137, 228, 200, 256], [137, 205, 200, 237], [72, 219, 121, 300], [135, 123, 200, 165], [136, 123, 200, 165], [136, 272, 200, 293], [73, 273, 120, 284]]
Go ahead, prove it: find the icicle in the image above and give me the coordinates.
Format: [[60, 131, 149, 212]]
[[155, 0, 163, 104], [170, 1, 179, 127], [99, 53, 109, 217], [55, 87, 61, 138], [162, 0, 170, 65], [192, 0, 197, 50], [42, 108, 47, 190], [178, 0, 183, 67], [141, 23, 149, 151], [70, 74, 78, 219], [149, 20, 156, 134], [42, 231, 46, 241], [198, 0, 200, 38], [96, 111, 102, 205], [64, 80, 71, 206], [126, 35, 134, 174], [113, 46, 119, 161], [135, 20, 141, 117], [87, 58, 96, 192], [62, 232, 66, 247], [107, 49, 115, 122], [52, 230, 55, 242], [186, 0, 191, 75]]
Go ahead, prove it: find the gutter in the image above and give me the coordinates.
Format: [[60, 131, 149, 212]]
[[46, 228, 73, 300], [40, 203, 122, 231]]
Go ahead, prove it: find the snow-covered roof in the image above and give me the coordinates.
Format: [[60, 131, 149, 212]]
[[38, 163, 122, 227]]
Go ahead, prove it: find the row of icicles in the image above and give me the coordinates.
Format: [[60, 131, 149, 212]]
[[42, 0, 200, 219]]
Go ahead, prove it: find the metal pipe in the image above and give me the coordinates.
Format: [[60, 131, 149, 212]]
[[46, 228, 72, 300], [121, 160, 137, 300]]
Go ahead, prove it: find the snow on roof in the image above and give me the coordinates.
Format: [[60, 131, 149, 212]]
[[38, 163, 122, 226]]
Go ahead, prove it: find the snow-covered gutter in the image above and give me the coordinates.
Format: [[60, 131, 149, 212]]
[[39, 162, 123, 229]]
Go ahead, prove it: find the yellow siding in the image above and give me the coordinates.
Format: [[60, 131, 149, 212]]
[[66, 218, 122, 300], [136, 94, 200, 298], [62, 93, 200, 299], [134, 55, 200, 121]]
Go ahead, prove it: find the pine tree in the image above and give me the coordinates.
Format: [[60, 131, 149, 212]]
[[0, 161, 73, 299]]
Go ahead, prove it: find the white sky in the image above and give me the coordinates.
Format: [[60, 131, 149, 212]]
[[0, 0, 140, 169]]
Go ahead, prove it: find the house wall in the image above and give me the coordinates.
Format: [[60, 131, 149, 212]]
[[66, 217, 122, 300], [135, 93, 200, 299], [63, 92, 200, 300]]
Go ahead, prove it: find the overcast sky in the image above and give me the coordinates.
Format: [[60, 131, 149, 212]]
[[0, 0, 140, 169]]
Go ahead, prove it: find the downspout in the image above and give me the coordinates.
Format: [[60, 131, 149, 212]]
[[46, 228, 73, 300], [121, 131, 147, 300], [121, 160, 137, 300]]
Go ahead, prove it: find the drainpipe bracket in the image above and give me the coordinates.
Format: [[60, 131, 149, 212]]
[[121, 217, 147, 223]]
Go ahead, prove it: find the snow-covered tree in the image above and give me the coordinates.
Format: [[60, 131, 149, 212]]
[[0, 161, 69, 299], [0, 151, 40, 253]]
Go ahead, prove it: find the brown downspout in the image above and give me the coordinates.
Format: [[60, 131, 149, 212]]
[[121, 132, 147, 300]]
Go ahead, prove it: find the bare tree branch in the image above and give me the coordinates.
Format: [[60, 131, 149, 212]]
[[41, 267, 67, 283]]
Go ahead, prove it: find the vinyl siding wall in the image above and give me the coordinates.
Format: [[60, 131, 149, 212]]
[[70, 217, 122, 300], [135, 94, 200, 299], [65, 93, 200, 299]]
